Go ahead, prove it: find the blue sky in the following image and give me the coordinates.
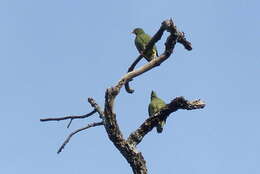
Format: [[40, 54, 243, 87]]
[[1, 0, 259, 173]]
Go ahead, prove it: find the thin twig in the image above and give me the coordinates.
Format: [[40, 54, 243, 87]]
[[67, 119, 73, 128], [40, 109, 97, 122], [57, 121, 104, 154]]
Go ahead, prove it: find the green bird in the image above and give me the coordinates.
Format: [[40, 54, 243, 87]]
[[148, 91, 167, 133], [132, 28, 158, 62]]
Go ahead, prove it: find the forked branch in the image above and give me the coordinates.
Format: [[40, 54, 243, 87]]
[[40, 19, 204, 174], [125, 19, 192, 93], [40, 110, 96, 122], [40, 110, 97, 128], [127, 97, 205, 146], [101, 19, 197, 174]]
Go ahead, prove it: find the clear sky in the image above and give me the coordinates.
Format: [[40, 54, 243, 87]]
[[1, 0, 259, 173]]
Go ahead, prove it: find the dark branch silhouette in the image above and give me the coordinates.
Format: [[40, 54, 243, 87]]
[[40, 110, 96, 122], [57, 121, 103, 154], [40, 109, 97, 128]]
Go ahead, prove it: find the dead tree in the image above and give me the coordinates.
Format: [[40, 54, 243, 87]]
[[40, 19, 205, 174]]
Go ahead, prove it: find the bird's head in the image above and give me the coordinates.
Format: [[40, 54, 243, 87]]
[[151, 90, 157, 99], [132, 28, 145, 35]]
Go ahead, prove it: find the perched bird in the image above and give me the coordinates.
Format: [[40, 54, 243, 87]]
[[148, 91, 167, 133], [132, 28, 158, 61]]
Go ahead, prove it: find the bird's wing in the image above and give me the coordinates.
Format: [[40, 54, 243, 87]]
[[140, 33, 158, 59], [139, 33, 151, 49], [135, 35, 146, 53], [154, 98, 166, 110]]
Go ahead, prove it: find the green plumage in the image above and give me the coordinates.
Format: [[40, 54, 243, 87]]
[[148, 91, 167, 133], [132, 28, 158, 61]]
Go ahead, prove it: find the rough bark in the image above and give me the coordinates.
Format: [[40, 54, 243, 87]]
[[40, 19, 205, 174]]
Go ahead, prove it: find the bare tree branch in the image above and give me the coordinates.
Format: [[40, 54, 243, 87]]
[[119, 21, 178, 96], [127, 97, 205, 146], [57, 121, 104, 154], [177, 32, 192, 51], [87, 98, 105, 120], [104, 89, 147, 174], [125, 55, 142, 93], [66, 119, 73, 128], [125, 19, 192, 94], [41, 19, 204, 174], [124, 21, 169, 94], [40, 110, 97, 122], [101, 19, 194, 174], [40, 109, 97, 128]]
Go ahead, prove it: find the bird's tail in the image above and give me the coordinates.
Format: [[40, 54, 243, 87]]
[[156, 120, 165, 133]]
